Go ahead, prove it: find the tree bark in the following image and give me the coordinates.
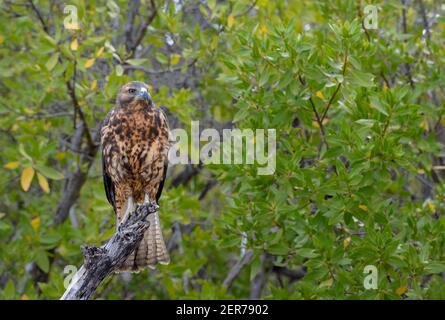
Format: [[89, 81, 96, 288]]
[[60, 202, 158, 300]]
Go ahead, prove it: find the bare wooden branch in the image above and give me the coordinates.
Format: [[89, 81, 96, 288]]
[[60, 202, 158, 300], [54, 126, 100, 225], [222, 249, 254, 289]]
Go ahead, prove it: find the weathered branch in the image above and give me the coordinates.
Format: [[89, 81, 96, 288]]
[[60, 202, 158, 300]]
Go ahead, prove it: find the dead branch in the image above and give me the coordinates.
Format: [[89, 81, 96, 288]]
[[60, 202, 158, 300]]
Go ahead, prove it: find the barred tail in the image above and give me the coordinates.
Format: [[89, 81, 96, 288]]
[[117, 211, 170, 272]]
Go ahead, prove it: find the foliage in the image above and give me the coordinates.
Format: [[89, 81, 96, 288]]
[[0, 0, 444, 300]]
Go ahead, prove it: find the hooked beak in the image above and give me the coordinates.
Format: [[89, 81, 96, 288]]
[[136, 88, 151, 104]]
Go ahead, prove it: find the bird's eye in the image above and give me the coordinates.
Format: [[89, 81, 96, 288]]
[[128, 88, 136, 94]]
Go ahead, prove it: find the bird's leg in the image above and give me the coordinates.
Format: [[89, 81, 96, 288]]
[[121, 196, 134, 224], [144, 193, 150, 204], [144, 193, 159, 213]]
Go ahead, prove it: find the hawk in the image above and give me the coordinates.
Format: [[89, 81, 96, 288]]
[[101, 81, 170, 271]]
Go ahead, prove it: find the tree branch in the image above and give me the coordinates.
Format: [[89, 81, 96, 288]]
[[169, 163, 202, 189], [54, 126, 100, 225], [321, 46, 348, 122], [60, 202, 158, 300], [416, 0, 431, 41], [298, 75, 326, 137], [127, 0, 157, 58], [400, 0, 414, 88], [222, 249, 254, 289], [28, 0, 49, 34], [66, 61, 96, 150], [124, 0, 141, 52]]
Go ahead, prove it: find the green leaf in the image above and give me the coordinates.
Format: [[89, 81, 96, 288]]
[[35, 165, 64, 180], [424, 262, 445, 274], [370, 95, 388, 116], [35, 250, 50, 273], [258, 69, 271, 87], [233, 108, 249, 123], [348, 69, 374, 87], [155, 52, 168, 64], [268, 243, 289, 255], [250, 255, 262, 280], [3, 280, 15, 299], [45, 53, 60, 71], [355, 119, 376, 127], [0, 220, 12, 232], [18, 144, 32, 162], [297, 248, 319, 258], [39, 233, 62, 245], [126, 59, 148, 66]]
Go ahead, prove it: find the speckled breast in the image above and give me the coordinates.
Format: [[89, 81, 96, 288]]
[[102, 107, 170, 195]]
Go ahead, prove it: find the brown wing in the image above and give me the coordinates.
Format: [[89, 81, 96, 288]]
[[101, 109, 117, 213], [102, 150, 116, 212], [155, 160, 168, 203], [155, 106, 170, 203]]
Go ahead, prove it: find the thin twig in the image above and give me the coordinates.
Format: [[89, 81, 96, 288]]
[[28, 0, 49, 34], [416, 0, 431, 41], [321, 46, 348, 122], [127, 0, 157, 58], [400, 0, 414, 88], [66, 61, 96, 149]]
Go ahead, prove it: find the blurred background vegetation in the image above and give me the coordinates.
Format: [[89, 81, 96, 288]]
[[0, 0, 444, 299]]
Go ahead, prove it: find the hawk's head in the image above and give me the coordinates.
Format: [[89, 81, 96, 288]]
[[117, 81, 152, 108]]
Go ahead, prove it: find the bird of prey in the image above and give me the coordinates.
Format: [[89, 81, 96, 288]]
[[101, 81, 170, 271]]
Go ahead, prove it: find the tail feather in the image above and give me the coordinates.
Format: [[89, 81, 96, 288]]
[[117, 211, 170, 272]]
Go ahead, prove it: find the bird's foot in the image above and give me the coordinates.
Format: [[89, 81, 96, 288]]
[[142, 193, 159, 214]]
